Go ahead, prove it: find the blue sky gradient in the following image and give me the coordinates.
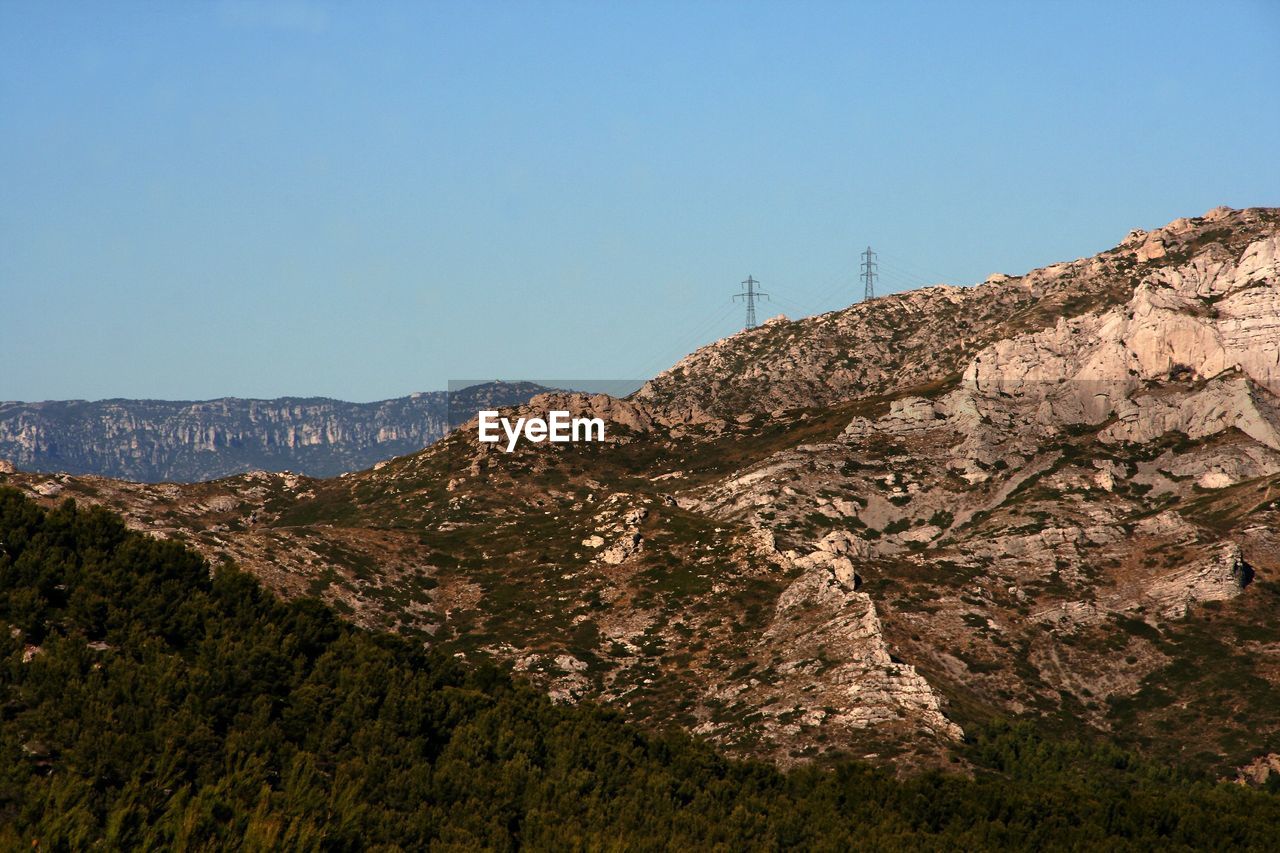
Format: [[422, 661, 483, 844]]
[[2, 0, 1278, 401]]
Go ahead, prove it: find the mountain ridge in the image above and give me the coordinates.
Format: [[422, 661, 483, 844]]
[[5, 205, 1280, 779], [0, 381, 548, 482]]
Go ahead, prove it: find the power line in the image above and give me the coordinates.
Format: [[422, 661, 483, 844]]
[[733, 275, 769, 331], [763, 270, 852, 318], [633, 299, 738, 379], [876, 251, 961, 285], [809, 274, 856, 315], [860, 247, 877, 301], [876, 260, 934, 286], [766, 293, 810, 317], [876, 267, 934, 291]]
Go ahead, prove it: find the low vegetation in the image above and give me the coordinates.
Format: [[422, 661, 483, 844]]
[[3, 489, 1279, 849]]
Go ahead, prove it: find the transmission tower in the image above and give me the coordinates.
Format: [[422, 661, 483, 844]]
[[860, 246, 878, 301], [734, 275, 769, 331]]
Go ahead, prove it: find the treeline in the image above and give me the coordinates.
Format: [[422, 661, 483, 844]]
[[1, 487, 1277, 850]]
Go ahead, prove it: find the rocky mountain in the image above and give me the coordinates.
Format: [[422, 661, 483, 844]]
[[0, 382, 547, 482], [5, 206, 1279, 779]]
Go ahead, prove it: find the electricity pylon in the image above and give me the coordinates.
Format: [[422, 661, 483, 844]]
[[861, 247, 877, 301], [734, 275, 769, 330]]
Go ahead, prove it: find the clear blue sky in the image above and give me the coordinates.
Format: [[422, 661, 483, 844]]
[[3, 1, 1277, 402]]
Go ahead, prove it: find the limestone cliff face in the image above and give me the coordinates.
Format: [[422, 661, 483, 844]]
[[0, 382, 546, 481], [964, 230, 1280, 439], [637, 206, 1280, 423], [7, 207, 1280, 776], [665, 208, 1280, 767], [1010, 210, 1280, 394]]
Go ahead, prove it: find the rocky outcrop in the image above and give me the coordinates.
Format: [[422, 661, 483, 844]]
[[1034, 543, 1253, 630], [580, 494, 650, 564], [962, 232, 1280, 447], [9, 207, 1280, 775], [638, 208, 1280, 421], [1143, 543, 1253, 619], [746, 561, 963, 742], [1235, 753, 1280, 787], [523, 391, 656, 435]]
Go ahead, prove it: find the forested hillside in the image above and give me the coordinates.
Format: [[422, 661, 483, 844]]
[[2, 488, 1278, 850]]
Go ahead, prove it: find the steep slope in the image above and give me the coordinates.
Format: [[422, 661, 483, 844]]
[[637, 205, 1277, 421], [10, 490, 1280, 849], [683, 216, 1280, 768], [0, 381, 546, 481], [5, 206, 1280, 778]]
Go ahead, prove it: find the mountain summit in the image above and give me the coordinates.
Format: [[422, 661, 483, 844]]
[[6, 206, 1280, 775]]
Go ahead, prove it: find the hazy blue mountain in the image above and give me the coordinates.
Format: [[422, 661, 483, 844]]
[[0, 381, 548, 482]]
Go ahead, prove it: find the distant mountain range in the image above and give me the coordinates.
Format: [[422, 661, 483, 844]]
[[0, 382, 548, 482]]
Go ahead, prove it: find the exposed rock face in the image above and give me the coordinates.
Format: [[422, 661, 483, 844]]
[[0, 382, 547, 481], [963, 232, 1280, 449], [638, 207, 1279, 423], [729, 551, 963, 745], [1236, 753, 1280, 787], [7, 206, 1280, 775], [1033, 542, 1253, 629], [636, 283, 990, 421], [1142, 543, 1253, 619], [513, 391, 655, 435]]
